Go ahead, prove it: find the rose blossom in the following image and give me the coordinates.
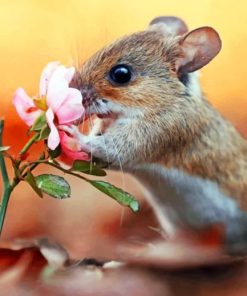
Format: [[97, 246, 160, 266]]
[[59, 131, 90, 162], [13, 62, 84, 150]]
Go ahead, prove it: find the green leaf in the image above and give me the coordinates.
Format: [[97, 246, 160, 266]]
[[35, 174, 71, 199], [0, 146, 10, 152], [25, 171, 43, 198], [92, 157, 109, 169], [36, 125, 50, 141], [90, 180, 140, 212], [48, 144, 61, 159], [72, 160, 106, 177], [30, 113, 46, 131]]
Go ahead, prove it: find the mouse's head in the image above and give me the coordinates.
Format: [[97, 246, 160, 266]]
[[74, 16, 221, 119]]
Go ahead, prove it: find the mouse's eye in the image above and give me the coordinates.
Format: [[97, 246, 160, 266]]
[[108, 64, 133, 85]]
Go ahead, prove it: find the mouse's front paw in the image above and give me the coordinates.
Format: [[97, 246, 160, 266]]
[[59, 125, 81, 141], [59, 125, 91, 153], [86, 136, 110, 163], [59, 126, 114, 164]]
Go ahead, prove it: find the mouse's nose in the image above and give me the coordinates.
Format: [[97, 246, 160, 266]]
[[80, 87, 96, 107], [69, 70, 96, 107]]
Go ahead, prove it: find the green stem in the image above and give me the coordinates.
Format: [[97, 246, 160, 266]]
[[0, 120, 9, 187], [0, 120, 12, 235], [21, 154, 46, 178], [0, 183, 14, 234], [20, 132, 39, 155], [34, 160, 90, 182], [0, 154, 44, 234], [0, 123, 43, 236]]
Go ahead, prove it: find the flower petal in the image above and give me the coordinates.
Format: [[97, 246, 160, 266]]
[[59, 131, 90, 162], [13, 88, 42, 126], [56, 88, 84, 124], [46, 107, 60, 150], [64, 67, 76, 83], [46, 66, 75, 112], [39, 61, 59, 96]]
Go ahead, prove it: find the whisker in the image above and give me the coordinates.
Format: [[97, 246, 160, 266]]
[[111, 132, 126, 187], [110, 130, 128, 227], [94, 103, 126, 184], [80, 109, 86, 135], [92, 103, 111, 167], [93, 103, 127, 227], [119, 208, 126, 228], [69, 34, 80, 69], [88, 106, 95, 170]]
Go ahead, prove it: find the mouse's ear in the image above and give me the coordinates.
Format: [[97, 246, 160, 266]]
[[149, 16, 188, 36], [175, 27, 222, 74]]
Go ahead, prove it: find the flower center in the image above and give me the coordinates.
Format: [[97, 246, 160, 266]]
[[33, 96, 48, 111]]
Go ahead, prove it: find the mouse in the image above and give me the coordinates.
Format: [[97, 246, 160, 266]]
[[133, 164, 247, 255], [65, 16, 247, 226]]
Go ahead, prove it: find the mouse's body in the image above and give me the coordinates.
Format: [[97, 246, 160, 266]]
[[69, 16, 247, 210], [133, 165, 247, 255]]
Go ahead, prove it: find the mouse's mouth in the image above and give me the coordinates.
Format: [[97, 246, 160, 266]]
[[83, 96, 112, 117], [81, 98, 119, 135], [84, 101, 117, 120], [96, 113, 111, 119]]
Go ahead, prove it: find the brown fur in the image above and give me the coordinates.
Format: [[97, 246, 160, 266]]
[[74, 20, 247, 209]]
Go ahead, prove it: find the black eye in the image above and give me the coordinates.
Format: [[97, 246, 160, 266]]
[[108, 64, 133, 85]]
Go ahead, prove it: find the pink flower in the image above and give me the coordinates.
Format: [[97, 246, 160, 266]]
[[13, 62, 84, 150], [59, 131, 90, 162], [13, 88, 43, 126]]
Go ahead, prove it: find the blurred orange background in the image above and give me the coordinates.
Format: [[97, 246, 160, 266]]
[[0, 0, 246, 257]]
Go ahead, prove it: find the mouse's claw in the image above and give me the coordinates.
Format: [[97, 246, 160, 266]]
[[58, 124, 93, 154], [58, 125, 81, 140]]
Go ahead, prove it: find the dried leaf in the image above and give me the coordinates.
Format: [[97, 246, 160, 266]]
[[38, 238, 69, 269], [120, 240, 225, 269], [0, 146, 10, 152]]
